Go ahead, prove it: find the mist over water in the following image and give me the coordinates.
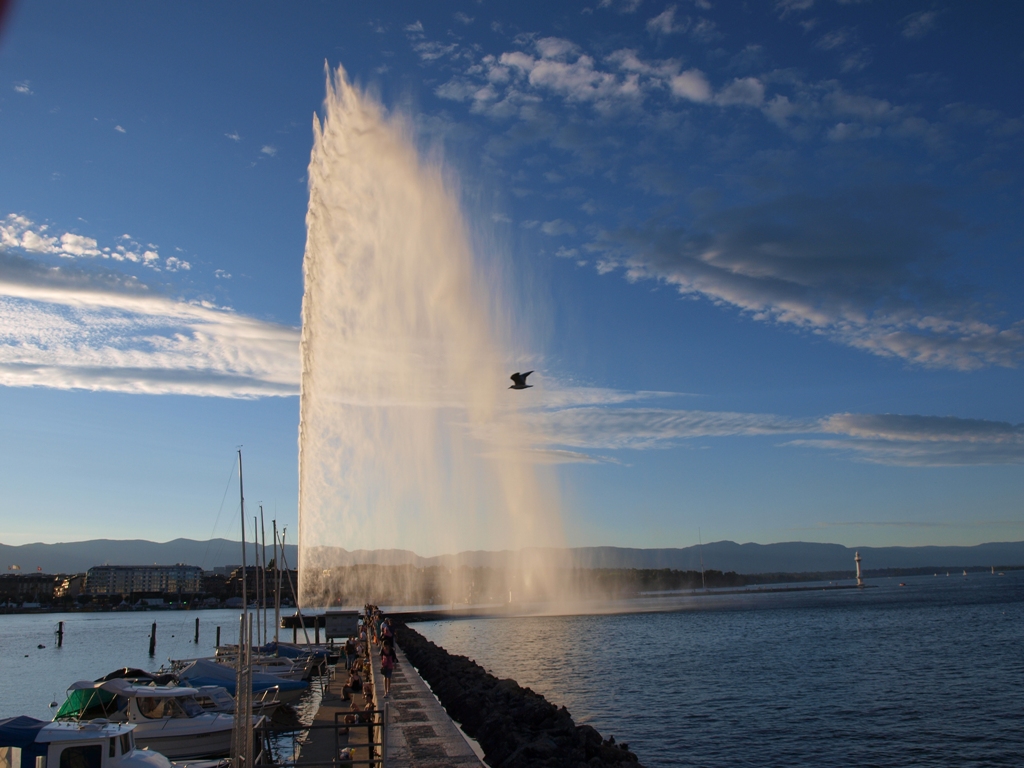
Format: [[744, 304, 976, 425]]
[[298, 67, 561, 607]]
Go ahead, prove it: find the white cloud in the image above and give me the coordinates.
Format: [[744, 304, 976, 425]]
[[214, 269, 232, 279], [714, 76, 765, 107], [498, 38, 644, 108], [59, 233, 101, 257], [902, 11, 938, 39], [669, 69, 712, 102], [260, 145, 277, 157], [0, 261, 298, 398], [114, 125, 126, 134], [165, 256, 191, 272], [541, 219, 577, 236], [414, 41, 459, 62], [225, 131, 241, 142], [775, 0, 814, 17], [646, 6, 686, 35], [827, 122, 881, 141], [1, 216, 297, 397], [14, 81, 33, 95]]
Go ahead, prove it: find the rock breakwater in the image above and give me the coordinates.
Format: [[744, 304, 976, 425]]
[[394, 622, 644, 768]]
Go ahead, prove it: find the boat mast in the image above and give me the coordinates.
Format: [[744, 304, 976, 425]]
[[273, 519, 280, 646], [253, 516, 260, 647], [232, 448, 253, 768], [239, 449, 247, 617], [260, 506, 268, 649]]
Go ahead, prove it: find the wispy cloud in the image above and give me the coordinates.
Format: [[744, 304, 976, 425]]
[[646, 6, 686, 35], [587, 190, 1024, 370], [495, 376, 1024, 467], [527, 406, 810, 450], [1, 217, 292, 398], [14, 81, 33, 95], [902, 11, 938, 39], [791, 413, 1024, 466], [114, 125, 126, 134], [225, 130, 242, 142], [541, 219, 577, 236], [260, 145, 277, 157], [0, 252, 298, 398]]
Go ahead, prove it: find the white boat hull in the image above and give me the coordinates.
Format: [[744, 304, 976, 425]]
[[135, 723, 233, 759]]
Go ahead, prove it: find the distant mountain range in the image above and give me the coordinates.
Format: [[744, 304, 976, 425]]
[[4, 537, 1024, 576]]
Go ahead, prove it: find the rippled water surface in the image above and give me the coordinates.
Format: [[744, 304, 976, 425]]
[[416, 574, 1024, 768]]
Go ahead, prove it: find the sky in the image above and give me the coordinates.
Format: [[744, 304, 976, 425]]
[[1, 0, 1023, 552]]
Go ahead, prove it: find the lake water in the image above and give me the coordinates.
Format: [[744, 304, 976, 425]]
[[0, 608, 324, 762], [3, 574, 1022, 766], [416, 573, 1024, 768]]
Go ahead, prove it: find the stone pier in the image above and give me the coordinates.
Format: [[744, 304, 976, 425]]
[[296, 642, 484, 768]]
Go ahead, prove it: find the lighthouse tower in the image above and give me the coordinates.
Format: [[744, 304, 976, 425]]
[[855, 551, 863, 587]]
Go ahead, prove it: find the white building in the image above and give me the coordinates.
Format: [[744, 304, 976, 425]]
[[84, 564, 202, 596]]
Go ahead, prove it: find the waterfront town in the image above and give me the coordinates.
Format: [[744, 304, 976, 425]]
[[0, 564, 293, 611]]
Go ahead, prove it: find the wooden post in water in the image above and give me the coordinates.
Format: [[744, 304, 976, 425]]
[[56, 621, 64, 648], [148, 622, 156, 656], [194, 617, 200, 643], [315, 620, 320, 645], [216, 626, 221, 647]]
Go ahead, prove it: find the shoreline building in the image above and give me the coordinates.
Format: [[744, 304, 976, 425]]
[[84, 564, 202, 597]]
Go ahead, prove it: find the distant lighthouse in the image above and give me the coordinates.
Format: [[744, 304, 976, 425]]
[[855, 551, 863, 587]]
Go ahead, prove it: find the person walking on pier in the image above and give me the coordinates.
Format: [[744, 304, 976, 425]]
[[380, 644, 394, 696]]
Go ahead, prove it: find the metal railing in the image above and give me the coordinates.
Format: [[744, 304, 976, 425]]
[[256, 704, 389, 768]]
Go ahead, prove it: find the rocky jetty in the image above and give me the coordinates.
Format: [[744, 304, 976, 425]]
[[394, 622, 644, 768]]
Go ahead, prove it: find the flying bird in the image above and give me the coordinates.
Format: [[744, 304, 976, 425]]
[[509, 371, 533, 390]]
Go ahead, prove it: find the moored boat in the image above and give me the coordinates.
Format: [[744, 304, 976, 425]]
[[1, 716, 170, 768], [170, 659, 307, 704], [53, 680, 254, 760]]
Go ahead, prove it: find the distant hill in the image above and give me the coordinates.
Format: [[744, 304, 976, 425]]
[[7, 537, 1022, 576], [0, 538, 299, 575]]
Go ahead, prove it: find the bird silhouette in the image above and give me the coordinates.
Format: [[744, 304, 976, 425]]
[[509, 371, 534, 390]]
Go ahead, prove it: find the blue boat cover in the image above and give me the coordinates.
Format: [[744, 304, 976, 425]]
[[0, 717, 47, 749], [0, 716, 49, 768], [175, 658, 307, 695]]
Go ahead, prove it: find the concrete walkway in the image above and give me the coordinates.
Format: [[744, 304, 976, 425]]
[[375, 644, 485, 768], [297, 658, 379, 767]]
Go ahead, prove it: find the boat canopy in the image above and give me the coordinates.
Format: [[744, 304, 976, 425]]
[[54, 688, 119, 721], [56, 680, 205, 721], [66, 680, 201, 698]]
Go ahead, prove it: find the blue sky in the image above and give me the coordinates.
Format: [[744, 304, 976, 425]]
[[1, 0, 1022, 551]]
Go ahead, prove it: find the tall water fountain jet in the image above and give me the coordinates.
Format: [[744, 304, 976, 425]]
[[298, 67, 562, 607]]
